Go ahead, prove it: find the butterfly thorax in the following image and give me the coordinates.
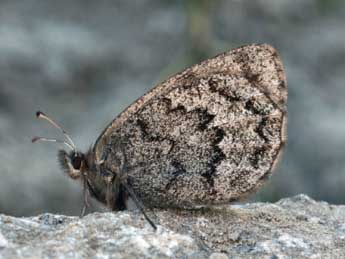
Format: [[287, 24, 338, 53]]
[[58, 149, 127, 210]]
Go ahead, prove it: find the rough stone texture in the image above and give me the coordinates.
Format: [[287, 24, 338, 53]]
[[1, 194, 344, 259]]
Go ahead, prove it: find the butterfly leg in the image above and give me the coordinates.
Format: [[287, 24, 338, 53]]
[[80, 175, 91, 217], [101, 167, 157, 230], [120, 179, 157, 230], [104, 174, 114, 209]]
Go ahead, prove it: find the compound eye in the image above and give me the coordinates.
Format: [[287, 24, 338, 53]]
[[72, 156, 82, 170]]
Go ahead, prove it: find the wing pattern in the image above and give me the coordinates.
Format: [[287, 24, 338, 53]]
[[94, 44, 287, 208]]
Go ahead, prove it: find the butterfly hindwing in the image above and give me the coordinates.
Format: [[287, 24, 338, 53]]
[[94, 44, 287, 208]]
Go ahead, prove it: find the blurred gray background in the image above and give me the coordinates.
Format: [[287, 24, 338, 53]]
[[1, 0, 345, 216]]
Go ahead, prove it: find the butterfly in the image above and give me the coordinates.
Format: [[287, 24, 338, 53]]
[[33, 44, 287, 230]]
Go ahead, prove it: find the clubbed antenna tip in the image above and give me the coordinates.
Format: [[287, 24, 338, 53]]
[[32, 136, 40, 143], [36, 111, 47, 118]]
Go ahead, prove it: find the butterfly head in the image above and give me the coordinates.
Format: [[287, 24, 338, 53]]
[[58, 150, 88, 179], [32, 111, 90, 180]]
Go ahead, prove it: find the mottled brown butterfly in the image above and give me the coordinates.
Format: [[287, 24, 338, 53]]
[[33, 44, 287, 230]]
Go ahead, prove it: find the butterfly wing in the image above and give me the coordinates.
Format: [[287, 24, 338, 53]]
[[94, 44, 287, 208]]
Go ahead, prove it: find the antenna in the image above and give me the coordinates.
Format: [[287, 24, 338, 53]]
[[32, 136, 75, 151], [34, 111, 77, 150]]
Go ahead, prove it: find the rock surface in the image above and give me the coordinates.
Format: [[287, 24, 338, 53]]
[[0, 195, 345, 259]]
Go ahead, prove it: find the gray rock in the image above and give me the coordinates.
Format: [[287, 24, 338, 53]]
[[1, 195, 345, 259], [0, 232, 8, 249]]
